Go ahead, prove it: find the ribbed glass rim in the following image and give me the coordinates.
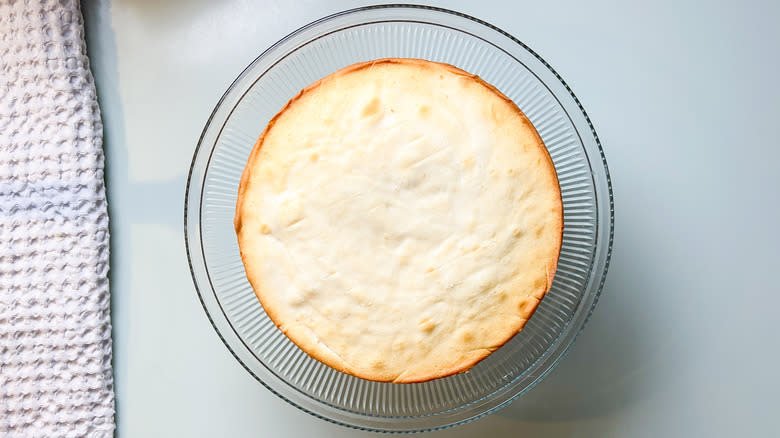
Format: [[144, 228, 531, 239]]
[[184, 4, 614, 433]]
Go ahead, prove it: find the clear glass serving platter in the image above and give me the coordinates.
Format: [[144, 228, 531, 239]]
[[184, 5, 613, 433]]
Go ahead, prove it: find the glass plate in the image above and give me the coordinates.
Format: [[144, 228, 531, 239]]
[[184, 5, 613, 433]]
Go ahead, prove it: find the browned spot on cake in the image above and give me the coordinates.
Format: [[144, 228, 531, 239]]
[[533, 275, 547, 291], [463, 157, 475, 169], [460, 330, 474, 343], [418, 105, 430, 117], [260, 224, 270, 234], [518, 297, 536, 313], [419, 317, 436, 333], [310, 153, 319, 162], [361, 96, 381, 118]]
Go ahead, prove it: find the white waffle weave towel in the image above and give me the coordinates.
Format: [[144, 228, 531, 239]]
[[0, 0, 115, 436]]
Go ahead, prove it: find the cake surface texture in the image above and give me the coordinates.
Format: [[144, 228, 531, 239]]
[[235, 58, 563, 383]]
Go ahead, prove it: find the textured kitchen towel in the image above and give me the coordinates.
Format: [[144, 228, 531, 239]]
[[0, 0, 114, 436]]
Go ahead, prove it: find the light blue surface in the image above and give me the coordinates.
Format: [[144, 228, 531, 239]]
[[83, 1, 780, 436]]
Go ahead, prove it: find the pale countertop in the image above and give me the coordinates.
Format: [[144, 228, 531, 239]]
[[82, 1, 780, 436]]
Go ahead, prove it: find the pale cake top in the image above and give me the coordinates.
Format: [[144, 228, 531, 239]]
[[235, 59, 562, 383]]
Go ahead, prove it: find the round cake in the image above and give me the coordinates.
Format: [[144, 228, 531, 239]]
[[234, 58, 562, 383]]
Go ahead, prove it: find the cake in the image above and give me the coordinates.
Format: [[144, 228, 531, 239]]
[[234, 58, 563, 383]]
